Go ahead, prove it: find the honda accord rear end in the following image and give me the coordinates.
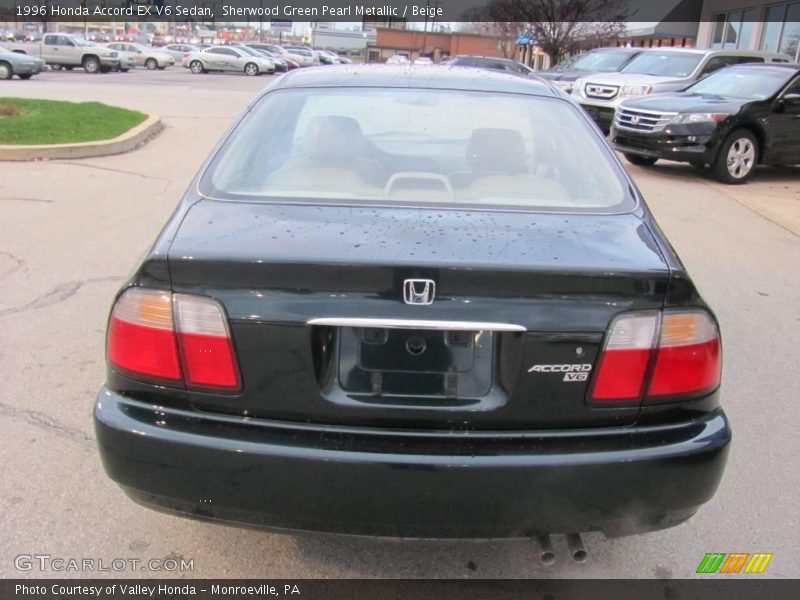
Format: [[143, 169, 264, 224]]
[[94, 66, 730, 539]]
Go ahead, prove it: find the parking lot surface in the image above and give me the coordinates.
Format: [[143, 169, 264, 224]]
[[1, 68, 799, 578]]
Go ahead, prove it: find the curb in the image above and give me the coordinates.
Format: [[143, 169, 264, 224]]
[[0, 115, 163, 161]]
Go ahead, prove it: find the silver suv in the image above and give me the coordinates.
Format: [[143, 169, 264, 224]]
[[573, 48, 792, 133]]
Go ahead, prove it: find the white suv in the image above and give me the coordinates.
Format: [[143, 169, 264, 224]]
[[574, 48, 791, 133]]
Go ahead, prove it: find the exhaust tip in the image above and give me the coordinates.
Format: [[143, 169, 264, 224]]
[[572, 548, 588, 563], [566, 533, 588, 563], [536, 534, 556, 565]]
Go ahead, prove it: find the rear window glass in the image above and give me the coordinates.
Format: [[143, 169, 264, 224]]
[[201, 87, 632, 212]]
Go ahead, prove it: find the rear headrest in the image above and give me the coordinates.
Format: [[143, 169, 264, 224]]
[[302, 116, 365, 160], [466, 128, 528, 174]]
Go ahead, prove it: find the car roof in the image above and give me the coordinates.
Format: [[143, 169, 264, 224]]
[[270, 64, 560, 97], [725, 62, 800, 73], [632, 47, 788, 58]]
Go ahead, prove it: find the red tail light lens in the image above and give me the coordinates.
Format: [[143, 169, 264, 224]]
[[173, 294, 240, 390], [107, 289, 181, 383], [647, 311, 721, 399], [107, 288, 240, 392], [590, 310, 721, 405], [590, 313, 659, 402]]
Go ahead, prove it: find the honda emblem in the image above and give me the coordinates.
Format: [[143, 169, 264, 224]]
[[403, 279, 436, 305]]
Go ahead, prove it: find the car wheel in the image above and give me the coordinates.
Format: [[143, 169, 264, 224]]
[[51, 64, 63, 71], [712, 129, 757, 184], [119, 68, 129, 73], [244, 62, 259, 76], [0, 61, 12, 80], [64, 65, 73, 71], [145, 58, 158, 70], [189, 60, 205, 74], [18, 73, 33, 80], [83, 56, 100, 74], [624, 153, 658, 167]]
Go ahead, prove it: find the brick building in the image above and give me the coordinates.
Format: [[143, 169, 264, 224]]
[[367, 28, 504, 63]]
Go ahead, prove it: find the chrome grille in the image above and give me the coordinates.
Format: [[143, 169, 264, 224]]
[[615, 108, 676, 132], [584, 83, 619, 100]]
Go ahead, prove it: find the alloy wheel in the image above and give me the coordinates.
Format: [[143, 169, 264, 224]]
[[726, 137, 755, 179]]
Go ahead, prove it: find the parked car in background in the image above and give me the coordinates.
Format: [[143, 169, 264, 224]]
[[536, 47, 646, 94], [162, 43, 201, 63], [231, 45, 276, 72], [240, 44, 289, 71], [115, 52, 137, 72], [242, 43, 300, 69], [0, 32, 119, 73], [184, 46, 275, 76], [448, 55, 534, 76], [315, 50, 342, 65], [386, 54, 409, 65], [413, 56, 433, 66], [106, 42, 174, 70], [0, 46, 44, 79], [95, 65, 729, 542], [283, 46, 320, 66], [574, 48, 792, 133], [612, 63, 800, 184]]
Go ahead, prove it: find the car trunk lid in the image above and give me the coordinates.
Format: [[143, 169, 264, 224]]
[[167, 199, 669, 429]]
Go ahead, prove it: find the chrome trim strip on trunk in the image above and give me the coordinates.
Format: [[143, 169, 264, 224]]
[[306, 317, 527, 332]]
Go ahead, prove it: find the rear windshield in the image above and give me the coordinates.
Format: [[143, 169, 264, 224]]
[[621, 51, 704, 78], [201, 87, 632, 212]]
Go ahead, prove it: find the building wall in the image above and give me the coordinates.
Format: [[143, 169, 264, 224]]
[[370, 28, 503, 62], [697, 0, 768, 49], [697, 0, 799, 61]]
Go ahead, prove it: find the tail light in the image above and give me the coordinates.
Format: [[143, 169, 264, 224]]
[[107, 288, 240, 392], [590, 310, 720, 404]]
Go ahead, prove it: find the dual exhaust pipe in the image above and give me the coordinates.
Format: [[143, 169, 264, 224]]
[[536, 533, 587, 565]]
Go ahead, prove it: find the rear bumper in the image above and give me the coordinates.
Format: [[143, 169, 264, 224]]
[[95, 387, 730, 539]]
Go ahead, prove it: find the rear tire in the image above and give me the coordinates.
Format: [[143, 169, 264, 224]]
[[64, 65, 73, 71], [18, 73, 33, 80], [0, 61, 12, 80], [189, 60, 204, 74], [145, 58, 158, 70], [83, 56, 100, 74], [244, 62, 259, 76], [711, 129, 758, 184], [624, 153, 658, 167], [50, 64, 63, 71]]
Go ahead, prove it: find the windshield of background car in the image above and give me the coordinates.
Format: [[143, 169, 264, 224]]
[[573, 51, 634, 72], [687, 67, 791, 99], [621, 51, 703, 77], [201, 87, 632, 212]]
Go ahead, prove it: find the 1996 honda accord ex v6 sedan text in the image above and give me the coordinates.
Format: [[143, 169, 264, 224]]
[[94, 65, 730, 547]]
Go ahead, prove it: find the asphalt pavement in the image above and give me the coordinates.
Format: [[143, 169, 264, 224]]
[[1, 67, 798, 579]]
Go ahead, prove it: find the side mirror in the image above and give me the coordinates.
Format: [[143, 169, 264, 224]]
[[782, 92, 800, 106]]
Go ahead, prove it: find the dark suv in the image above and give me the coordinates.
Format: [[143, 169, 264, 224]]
[[612, 63, 800, 184]]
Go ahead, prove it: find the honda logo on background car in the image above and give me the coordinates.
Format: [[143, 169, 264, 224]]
[[403, 279, 436, 305]]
